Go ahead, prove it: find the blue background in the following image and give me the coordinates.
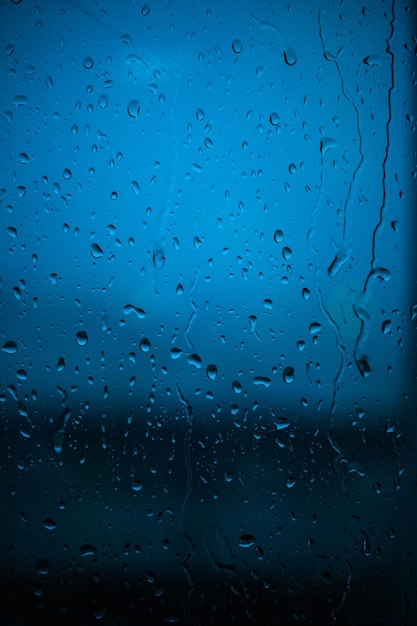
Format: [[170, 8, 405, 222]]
[[1, 0, 416, 623]]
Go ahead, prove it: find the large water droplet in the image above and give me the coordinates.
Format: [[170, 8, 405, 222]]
[[2, 340, 17, 353]]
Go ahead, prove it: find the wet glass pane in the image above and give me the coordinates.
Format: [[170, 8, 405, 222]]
[[1, 0, 416, 623]]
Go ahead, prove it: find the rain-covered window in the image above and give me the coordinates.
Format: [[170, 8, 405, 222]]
[[1, 0, 416, 623]]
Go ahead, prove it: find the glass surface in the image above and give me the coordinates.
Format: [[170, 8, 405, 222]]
[[1, 0, 416, 623]]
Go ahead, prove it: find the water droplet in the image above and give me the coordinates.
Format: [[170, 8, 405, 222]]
[[282, 246, 292, 260], [36, 559, 49, 575], [98, 94, 108, 108], [288, 163, 297, 174], [232, 39, 242, 54], [176, 283, 184, 295], [232, 380, 242, 393], [18, 152, 29, 164], [170, 347, 183, 359], [283, 47, 297, 66], [269, 112, 280, 126], [206, 364, 217, 380], [123, 304, 146, 318], [80, 544, 97, 557], [141, 4, 150, 16], [146, 570, 156, 583], [83, 56, 94, 69], [187, 353, 202, 368], [196, 108, 205, 121], [90, 242, 104, 258], [320, 137, 337, 156], [152, 247, 165, 269], [13, 94, 28, 107], [238, 534, 256, 548], [253, 376, 271, 387], [110, 191, 118, 200], [76, 331, 88, 346], [7, 226, 17, 238], [140, 338, 151, 353], [2, 341, 17, 353], [274, 229, 284, 243], [57, 357, 65, 372], [285, 476, 296, 488], [62, 168, 72, 180], [127, 99, 140, 118], [274, 417, 290, 430], [43, 518, 56, 530], [283, 367, 294, 384], [382, 320, 391, 334], [356, 354, 371, 378]]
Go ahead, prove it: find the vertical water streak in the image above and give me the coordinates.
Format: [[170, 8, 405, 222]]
[[354, 0, 395, 376]]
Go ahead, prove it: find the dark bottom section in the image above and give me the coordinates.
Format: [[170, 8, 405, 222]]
[[0, 573, 412, 626]]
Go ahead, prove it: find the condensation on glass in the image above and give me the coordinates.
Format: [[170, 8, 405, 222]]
[[0, 0, 416, 623]]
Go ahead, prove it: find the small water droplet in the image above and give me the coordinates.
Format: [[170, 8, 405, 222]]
[[140, 338, 151, 353], [283, 367, 294, 384], [170, 347, 183, 359], [232, 39, 242, 54], [274, 417, 290, 430], [206, 364, 217, 380], [90, 242, 103, 258], [285, 476, 296, 488], [152, 247, 165, 269], [98, 94, 108, 108], [238, 534, 256, 548], [83, 56, 94, 69], [76, 331, 88, 346], [196, 108, 205, 121], [274, 229, 284, 243], [43, 518, 56, 530], [36, 559, 49, 575], [141, 4, 150, 16], [127, 99, 140, 118], [269, 112, 280, 126], [232, 380, 242, 393], [283, 48, 297, 66], [80, 544, 97, 557]]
